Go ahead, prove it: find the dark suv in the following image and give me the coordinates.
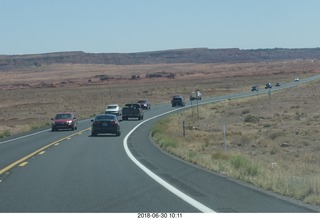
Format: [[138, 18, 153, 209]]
[[251, 85, 258, 92], [51, 112, 77, 131], [171, 95, 185, 107]]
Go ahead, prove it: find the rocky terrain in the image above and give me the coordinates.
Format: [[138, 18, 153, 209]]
[[1, 47, 320, 70]]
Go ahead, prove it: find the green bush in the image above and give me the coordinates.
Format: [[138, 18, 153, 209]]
[[0, 129, 11, 138], [244, 114, 259, 123], [230, 155, 259, 177]]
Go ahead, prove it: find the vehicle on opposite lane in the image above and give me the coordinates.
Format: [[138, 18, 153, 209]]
[[51, 112, 77, 131], [251, 85, 258, 92], [91, 114, 121, 136], [190, 91, 202, 101], [265, 83, 272, 89]]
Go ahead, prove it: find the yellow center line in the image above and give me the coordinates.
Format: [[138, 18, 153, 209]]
[[19, 162, 28, 167], [38, 151, 46, 155], [0, 127, 91, 175]]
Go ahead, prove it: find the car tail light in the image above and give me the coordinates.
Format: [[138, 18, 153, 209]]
[[111, 121, 119, 125]]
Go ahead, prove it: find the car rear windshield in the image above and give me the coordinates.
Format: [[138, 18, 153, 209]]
[[107, 106, 117, 109], [96, 115, 115, 120], [55, 114, 72, 119]]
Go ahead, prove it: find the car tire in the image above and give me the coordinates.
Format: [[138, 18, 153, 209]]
[[91, 132, 97, 136], [116, 131, 121, 136]]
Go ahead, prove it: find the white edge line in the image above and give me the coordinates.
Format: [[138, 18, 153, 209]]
[[123, 108, 216, 213], [0, 129, 49, 145]]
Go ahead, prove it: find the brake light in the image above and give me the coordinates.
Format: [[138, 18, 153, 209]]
[[111, 121, 119, 125]]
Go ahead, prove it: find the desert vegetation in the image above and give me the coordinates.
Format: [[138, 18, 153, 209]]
[[152, 79, 320, 205], [1, 57, 320, 206]]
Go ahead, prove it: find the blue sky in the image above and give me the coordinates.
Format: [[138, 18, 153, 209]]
[[1, 0, 320, 55]]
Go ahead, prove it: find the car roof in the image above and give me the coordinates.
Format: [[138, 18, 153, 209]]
[[106, 104, 119, 107], [55, 112, 74, 115]]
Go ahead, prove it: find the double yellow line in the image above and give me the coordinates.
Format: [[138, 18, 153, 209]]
[[0, 128, 90, 175]]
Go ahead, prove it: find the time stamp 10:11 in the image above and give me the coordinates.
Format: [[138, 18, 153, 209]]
[[137, 213, 182, 218]]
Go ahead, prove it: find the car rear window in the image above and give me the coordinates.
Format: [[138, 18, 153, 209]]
[[55, 114, 72, 119], [96, 115, 115, 120], [107, 106, 117, 109]]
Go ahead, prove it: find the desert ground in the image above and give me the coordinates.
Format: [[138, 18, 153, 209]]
[[1, 59, 320, 205], [1, 59, 319, 136]]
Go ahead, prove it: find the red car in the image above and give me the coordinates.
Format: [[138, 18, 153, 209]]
[[51, 112, 77, 131]]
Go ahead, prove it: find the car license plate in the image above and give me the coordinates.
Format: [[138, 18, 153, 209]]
[[102, 123, 108, 126]]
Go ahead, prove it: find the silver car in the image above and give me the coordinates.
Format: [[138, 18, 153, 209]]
[[105, 104, 122, 117]]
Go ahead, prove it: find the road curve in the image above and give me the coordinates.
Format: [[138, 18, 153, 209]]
[[124, 74, 320, 213], [0, 75, 320, 212]]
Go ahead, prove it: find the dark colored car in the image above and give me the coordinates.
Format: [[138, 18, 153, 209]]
[[91, 114, 121, 136], [251, 85, 258, 92], [265, 83, 272, 89], [51, 112, 77, 131], [275, 82, 280, 87], [137, 99, 151, 110], [171, 95, 185, 107]]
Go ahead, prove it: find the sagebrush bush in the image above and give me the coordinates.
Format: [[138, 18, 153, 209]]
[[244, 114, 259, 123]]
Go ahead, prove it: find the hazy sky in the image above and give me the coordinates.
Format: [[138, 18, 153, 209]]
[[1, 0, 319, 55]]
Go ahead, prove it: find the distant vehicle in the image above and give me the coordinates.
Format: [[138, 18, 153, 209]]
[[105, 104, 122, 116], [294, 77, 300, 82], [251, 85, 258, 92], [265, 83, 272, 89], [137, 99, 151, 110], [51, 112, 77, 131], [122, 103, 144, 120], [275, 82, 281, 87], [91, 114, 121, 136], [190, 91, 202, 101], [171, 95, 185, 107]]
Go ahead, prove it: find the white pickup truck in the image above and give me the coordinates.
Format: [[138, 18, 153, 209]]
[[190, 91, 202, 101]]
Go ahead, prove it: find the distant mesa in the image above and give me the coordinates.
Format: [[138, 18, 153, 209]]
[[1, 48, 320, 70]]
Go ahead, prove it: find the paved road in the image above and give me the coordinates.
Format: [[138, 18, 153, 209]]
[[0, 75, 320, 212]]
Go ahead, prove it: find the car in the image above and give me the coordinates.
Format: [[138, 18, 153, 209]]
[[275, 82, 280, 87], [294, 77, 300, 82], [105, 104, 122, 116], [171, 95, 185, 107], [91, 114, 121, 136], [251, 85, 258, 91], [265, 83, 272, 89], [51, 112, 77, 131], [137, 99, 151, 110]]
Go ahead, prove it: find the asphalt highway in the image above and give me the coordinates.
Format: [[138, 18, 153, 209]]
[[1, 75, 320, 212]]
